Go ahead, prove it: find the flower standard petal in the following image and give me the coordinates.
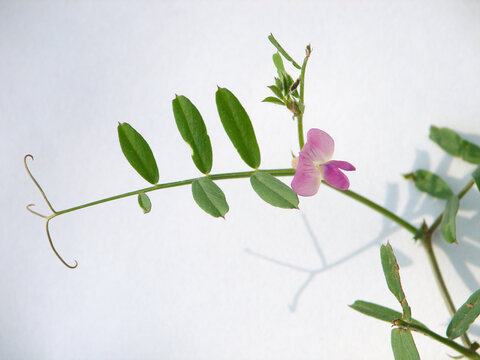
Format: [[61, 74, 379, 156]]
[[300, 128, 335, 163], [322, 162, 351, 190], [291, 155, 322, 196]]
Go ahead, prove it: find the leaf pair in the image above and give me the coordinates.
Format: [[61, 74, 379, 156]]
[[405, 170, 459, 243], [192, 173, 299, 219], [351, 244, 421, 359], [173, 89, 262, 173]]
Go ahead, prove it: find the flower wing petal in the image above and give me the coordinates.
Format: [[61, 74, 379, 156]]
[[300, 129, 335, 163], [327, 160, 355, 171], [291, 156, 322, 196], [322, 162, 350, 190]]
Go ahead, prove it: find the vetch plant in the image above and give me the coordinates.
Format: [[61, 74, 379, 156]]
[[25, 34, 480, 359]]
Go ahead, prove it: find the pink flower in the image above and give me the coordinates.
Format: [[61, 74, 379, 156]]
[[291, 128, 355, 196]]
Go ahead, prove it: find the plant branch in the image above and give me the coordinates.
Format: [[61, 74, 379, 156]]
[[325, 183, 419, 235], [395, 319, 480, 360]]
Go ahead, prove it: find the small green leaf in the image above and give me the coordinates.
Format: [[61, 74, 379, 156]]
[[430, 126, 463, 157], [262, 97, 285, 106], [381, 243, 411, 321], [272, 52, 285, 74], [118, 122, 159, 184], [472, 166, 480, 191], [391, 329, 420, 360], [267, 33, 302, 69], [267, 85, 284, 99], [172, 95, 213, 174], [279, 71, 294, 96], [350, 301, 427, 328], [215, 87, 261, 169], [440, 195, 459, 244], [274, 77, 283, 91], [250, 172, 299, 209], [138, 193, 152, 214], [447, 289, 480, 339], [461, 140, 480, 164], [430, 126, 480, 164], [404, 169, 453, 199], [192, 177, 229, 218]]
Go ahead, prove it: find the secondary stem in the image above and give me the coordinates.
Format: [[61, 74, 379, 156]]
[[421, 179, 476, 348], [297, 45, 311, 150], [325, 183, 419, 235], [396, 320, 480, 360]]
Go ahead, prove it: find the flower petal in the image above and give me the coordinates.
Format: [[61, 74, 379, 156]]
[[327, 160, 355, 171], [322, 162, 351, 190], [300, 129, 335, 163], [291, 156, 322, 196]]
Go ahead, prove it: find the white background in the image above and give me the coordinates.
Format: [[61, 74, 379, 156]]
[[2, 1, 480, 359]]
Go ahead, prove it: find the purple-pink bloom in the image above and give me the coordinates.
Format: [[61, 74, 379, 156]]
[[291, 128, 355, 196]]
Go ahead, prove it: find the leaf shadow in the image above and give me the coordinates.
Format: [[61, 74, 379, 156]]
[[247, 146, 480, 318], [246, 182, 410, 311]]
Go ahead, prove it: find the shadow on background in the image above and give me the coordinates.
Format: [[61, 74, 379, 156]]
[[246, 140, 480, 330]]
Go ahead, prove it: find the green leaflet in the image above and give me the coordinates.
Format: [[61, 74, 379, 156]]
[[391, 329, 420, 360], [430, 126, 463, 157], [461, 141, 480, 164], [430, 126, 480, 164], [138, 193, 152, 214], [272, 52, 285, 74], [267, 33, 302, 69], [267, 85, 283, 99], [381, 243, 411, 321], [250, 172, 299, 209], [191, 177, 229, 218], [440, 195, 459, 244], [349, 301, 426, 328], [262, 97, 285, 106], [473, 166, 480, 191], [215, 87, 261, 169], [404, 169, 453, 199], [172, 95, 213, 174], [447, 288, 480, 339], [118, 122, 159, 185]]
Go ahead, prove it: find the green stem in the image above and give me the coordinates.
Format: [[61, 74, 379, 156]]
[[422, 178, 476, 348], [297, 115, 305, 149], [429, 179, 475, 234], [55, 168, 296, 216], [297, 45, 311, 150], [395, 320, 480, 359], [325, 183, 419, 235]]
